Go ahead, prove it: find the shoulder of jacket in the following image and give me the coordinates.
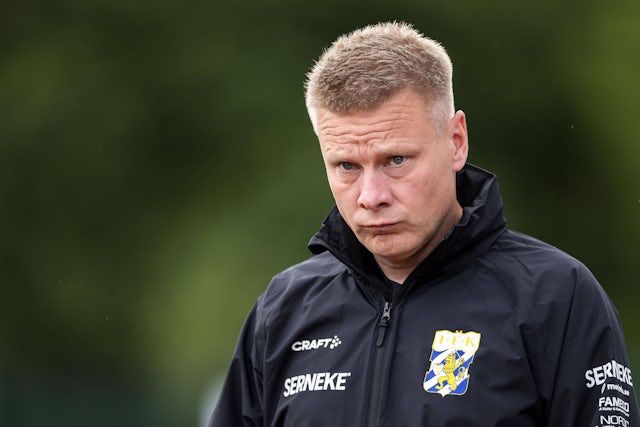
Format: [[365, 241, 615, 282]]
[[276, 251, 346, 282], [256, 251, 348, 315], [494, 229, 587, 272], [480, 229, 609, 308], [488, 229, 609, 308]]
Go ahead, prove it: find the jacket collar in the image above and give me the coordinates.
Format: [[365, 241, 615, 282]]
[[308, 164, 507, 292]]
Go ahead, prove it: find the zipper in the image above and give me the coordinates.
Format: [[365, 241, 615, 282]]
[[375, 301, 392, 347], [366, 301, 392, 427]]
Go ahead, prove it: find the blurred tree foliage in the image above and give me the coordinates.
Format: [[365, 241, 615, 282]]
[[1, 0, 638, 425]]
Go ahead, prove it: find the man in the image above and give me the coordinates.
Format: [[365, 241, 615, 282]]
[[210, 21, 639, 426]]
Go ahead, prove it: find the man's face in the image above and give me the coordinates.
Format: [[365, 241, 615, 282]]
[[316, 89, 468, 278]]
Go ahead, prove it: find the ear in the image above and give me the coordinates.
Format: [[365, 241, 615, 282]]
[[449, 110, 469, 172]]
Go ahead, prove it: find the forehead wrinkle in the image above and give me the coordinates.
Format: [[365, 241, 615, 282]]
[[317, 92, 430, 159], [319, 113, 414, 146]]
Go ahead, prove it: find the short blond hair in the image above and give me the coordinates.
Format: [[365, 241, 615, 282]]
[[305, 21, 455, 133]]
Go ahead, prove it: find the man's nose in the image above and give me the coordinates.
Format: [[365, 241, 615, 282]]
[[357, 170, 392, 210]]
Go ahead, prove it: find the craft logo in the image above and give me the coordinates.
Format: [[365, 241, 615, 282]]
[[423, 330, 481, 397], [291, 335, 342, 352]]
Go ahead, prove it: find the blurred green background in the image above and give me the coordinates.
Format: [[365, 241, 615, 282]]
[[1, 0, 639, 425]]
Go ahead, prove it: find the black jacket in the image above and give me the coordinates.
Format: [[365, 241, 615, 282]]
[[210, 164, 639, 426]]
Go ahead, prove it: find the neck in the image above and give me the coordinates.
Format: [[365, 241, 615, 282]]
[[377, 263, 415, 284]]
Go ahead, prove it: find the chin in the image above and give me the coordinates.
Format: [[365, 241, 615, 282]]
[[368, 243, 411, 262]]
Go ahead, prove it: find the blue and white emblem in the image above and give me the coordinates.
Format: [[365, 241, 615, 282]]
[[423, 330, 481, 397]]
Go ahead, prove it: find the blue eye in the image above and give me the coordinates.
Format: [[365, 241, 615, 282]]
[[341, 162, 354, 171], [391, 156, 406, 165]]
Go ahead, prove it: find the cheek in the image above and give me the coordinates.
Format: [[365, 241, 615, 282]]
[[328, 180, 352, 206], [327, 173, 354, 195], [403, 175, 445, 210], [332, 188, 357, 211]]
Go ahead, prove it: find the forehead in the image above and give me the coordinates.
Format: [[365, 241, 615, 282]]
[[316, 90, 436, 151]]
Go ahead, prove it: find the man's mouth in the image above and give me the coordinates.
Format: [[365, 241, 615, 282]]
[[362, 223, 400, 233]]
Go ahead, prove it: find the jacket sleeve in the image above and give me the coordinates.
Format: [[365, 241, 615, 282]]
[[209, 302, 265, 427], [539, 264, 639, 426]]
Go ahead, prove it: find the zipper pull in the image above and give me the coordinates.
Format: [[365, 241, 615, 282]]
[[375, 301, 392, 347]]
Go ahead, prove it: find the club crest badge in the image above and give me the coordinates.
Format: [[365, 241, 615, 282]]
[[423, 329, 481, 397]]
